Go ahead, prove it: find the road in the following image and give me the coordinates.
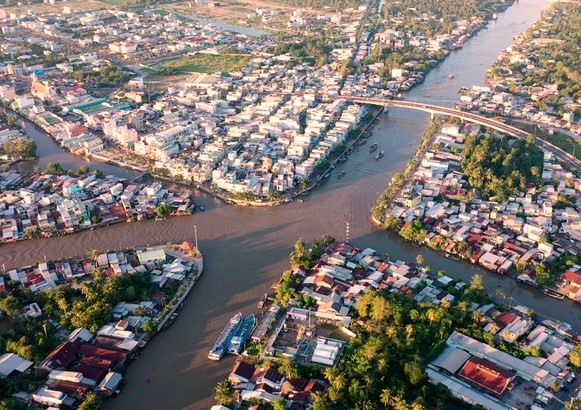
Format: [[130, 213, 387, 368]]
[[343, 96, 581, 172]]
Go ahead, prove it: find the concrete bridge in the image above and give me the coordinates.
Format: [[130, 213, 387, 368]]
[[341, 96, 580, 171]]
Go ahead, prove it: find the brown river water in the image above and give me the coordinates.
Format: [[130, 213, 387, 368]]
[[2, 1, 577, 408]]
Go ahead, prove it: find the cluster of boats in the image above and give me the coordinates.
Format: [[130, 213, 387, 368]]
[[207, 312, 256, 360]]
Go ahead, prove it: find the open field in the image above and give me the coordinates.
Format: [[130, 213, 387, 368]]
[[160, 0, 344, 31], [158, 53, 253, 75], [162, 1, 286, 31], [3, 0, 107, 13]]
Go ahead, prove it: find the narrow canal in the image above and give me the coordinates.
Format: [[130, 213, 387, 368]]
[[0, 0, 574, 408]]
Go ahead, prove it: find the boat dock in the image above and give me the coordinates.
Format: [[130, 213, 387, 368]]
[[251, 305, 280, 342]]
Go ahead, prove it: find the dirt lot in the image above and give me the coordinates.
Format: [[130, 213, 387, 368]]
[[5, 0, 107, 14]]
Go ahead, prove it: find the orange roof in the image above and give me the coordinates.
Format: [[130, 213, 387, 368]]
[[563, 270, 581, 285], [458, 357, 514, 396]]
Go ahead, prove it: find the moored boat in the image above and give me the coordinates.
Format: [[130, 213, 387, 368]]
[[345, 147, 354, 155], [227, 314, 256, 355], [543, 288, 565, 300], [208, 312, 242, 360], [338, 171, 346, 179], [369, 143, 378, 153]]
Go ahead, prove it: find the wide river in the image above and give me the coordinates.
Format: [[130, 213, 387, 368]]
[[2, 0, 576, 408]]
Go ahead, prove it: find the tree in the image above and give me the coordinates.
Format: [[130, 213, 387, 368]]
[[89, 249, 100, 261], [535, 263, 553, 287], [78, 393, 102, 410], [570, 344, 581, 367], [290, 238, 310, 269], [0, 295, 22, 316], [156, 203, 172, 218], [380, 388, 393, 407], [565, 397, 581, 410], [278, 357, 299, 379], [385, 215, 400, 230], [45, 162, 65, 175], [214, 380, 237, 406], [465, 274, 487, 303], [416, 254, 424, 266], [93, 169, 104, 178], [404, 360, 425, 385], [273, 398, 287, 410], [142, 320, 156, 337]]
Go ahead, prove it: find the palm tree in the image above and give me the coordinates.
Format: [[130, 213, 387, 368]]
[[495, 289, 506, 304], [89, 249, 100, 261], [472, 309, 484, 324], [214, 380, 236, 406], [416, 254, 424, 266], [380, 388, 393, 407]]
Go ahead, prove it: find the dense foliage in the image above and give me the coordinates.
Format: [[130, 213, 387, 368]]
[[461, 134, 543, 200], [274, 37, 334, 69], [0, 270, 156, 366], [382, 0, 510, 38], [519, 4, 581, 101], [0, 140, 37, 158], [72, 63, 129, 87], [269, 0, 359, 12], [319, 275, 490, 410]]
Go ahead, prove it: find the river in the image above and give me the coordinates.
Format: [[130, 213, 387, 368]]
[[1, 0, 575, 408]]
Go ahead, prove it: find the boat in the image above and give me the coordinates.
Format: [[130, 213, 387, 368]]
[[356, 138, 367, 146], [375, 150, 384, 160], [345, 147, 354, 155], [338, 155, 348, 162], [227, 314, 256, 355], [338, 171, 346, 179], [543, 289, 565, 300], [208, 312, 242, 360], [448, 73, 455, 79], [258, 293, 268, 309], [445, 253, 460, 261], [198, 205, 205, 212], [369, 143, 378, 153]]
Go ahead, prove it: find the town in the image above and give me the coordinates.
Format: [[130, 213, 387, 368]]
[[0, 242, 203, 408], [0, 168, 196, 243], [210, 238, 581, 410], [0, 0, 580, 409], [373, 118, 581, 302], [0, 0, 504, 203]]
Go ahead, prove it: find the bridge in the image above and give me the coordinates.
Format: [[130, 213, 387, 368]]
[[341, 96, 581, 171]]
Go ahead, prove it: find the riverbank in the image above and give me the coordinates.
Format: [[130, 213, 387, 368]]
[[2, 2, 570, 408], [0, 169, 196, 246], [371, 118, 443, 224], [147, 107, 385, 208], [371, 118, 581, 305], [0, 243, 203, 408], [214, 238, 580, 409]]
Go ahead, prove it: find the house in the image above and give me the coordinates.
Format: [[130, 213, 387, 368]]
[[96, 372, 123, 396], [38, 341, 81, 372], [254, 367, 285, 390], [0, 353, 33, 377], [229, 361, 256, 384]]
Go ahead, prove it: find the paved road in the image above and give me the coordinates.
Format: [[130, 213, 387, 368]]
[[344, 96, 581, 172]]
